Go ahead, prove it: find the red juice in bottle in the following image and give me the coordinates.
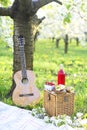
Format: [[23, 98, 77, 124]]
[[57, 64, 65, 85]]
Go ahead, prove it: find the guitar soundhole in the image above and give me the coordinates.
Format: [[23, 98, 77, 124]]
[[22, 78, 28, 84]]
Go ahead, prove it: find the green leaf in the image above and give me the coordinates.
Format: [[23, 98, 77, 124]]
[[0, 0, 11, 6], [63, 12, 72, 24], [80, 3, 85, 11], [66, 4, 71, 10]]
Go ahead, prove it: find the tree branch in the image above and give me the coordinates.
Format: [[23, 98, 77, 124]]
[[39, 16, 45, 24], [32, 15, 45, 25], [0, 7, 12, 16], [32, 0, 62, 12]]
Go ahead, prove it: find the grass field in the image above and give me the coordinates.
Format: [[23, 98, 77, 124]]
[[0, 38, 87, 115]]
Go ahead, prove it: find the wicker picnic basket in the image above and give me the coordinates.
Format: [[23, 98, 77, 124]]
[[44, 90, 74, 116]]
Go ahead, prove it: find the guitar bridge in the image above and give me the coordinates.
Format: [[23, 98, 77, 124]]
[[19, 93, 34, 97]]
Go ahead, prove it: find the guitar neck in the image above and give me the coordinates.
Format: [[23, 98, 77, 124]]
[[18, 36, 27, 79]]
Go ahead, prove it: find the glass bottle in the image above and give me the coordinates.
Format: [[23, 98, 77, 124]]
[[57, 64, 65, 85]]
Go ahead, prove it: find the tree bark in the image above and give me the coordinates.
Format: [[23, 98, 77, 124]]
[[13, 18, 34, 72]]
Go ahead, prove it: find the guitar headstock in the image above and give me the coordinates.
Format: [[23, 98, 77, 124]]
[[18, 35, 25, 47]]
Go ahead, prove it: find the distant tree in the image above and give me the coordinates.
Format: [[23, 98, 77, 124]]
[[70, 37, 80, 46], [37, 0, 87, 40], [52, 36, 55, 42], [64, 34, 69, 54], [56, 38, 60, 48], [84, 32, 87, 42]]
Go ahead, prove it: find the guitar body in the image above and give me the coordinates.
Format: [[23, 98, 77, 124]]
[[12, 70, 40, 107]]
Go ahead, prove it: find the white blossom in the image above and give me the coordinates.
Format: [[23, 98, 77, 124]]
[[76, 112, 83, 118]]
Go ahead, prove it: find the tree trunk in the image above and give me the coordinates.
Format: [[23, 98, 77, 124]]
[[64, 34, 69, 54], [56, 38, 60, 48], [76, 37, 79, 46], [13, 17, 34, 72], [7, 16, 34, 97]]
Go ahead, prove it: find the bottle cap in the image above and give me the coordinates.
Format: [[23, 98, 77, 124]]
[[60, 64, 64, 69]]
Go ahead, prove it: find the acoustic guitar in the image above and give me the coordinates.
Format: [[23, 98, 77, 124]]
[[12, 35, 40, 107]]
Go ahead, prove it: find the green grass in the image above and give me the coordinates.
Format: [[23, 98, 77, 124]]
[[0, 38, 87, 114], [0, 39, 12, 100]]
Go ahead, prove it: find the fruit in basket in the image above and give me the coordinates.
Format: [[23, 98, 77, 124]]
[[56, 84, 66, 91], [44, 81, 55, 91]]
